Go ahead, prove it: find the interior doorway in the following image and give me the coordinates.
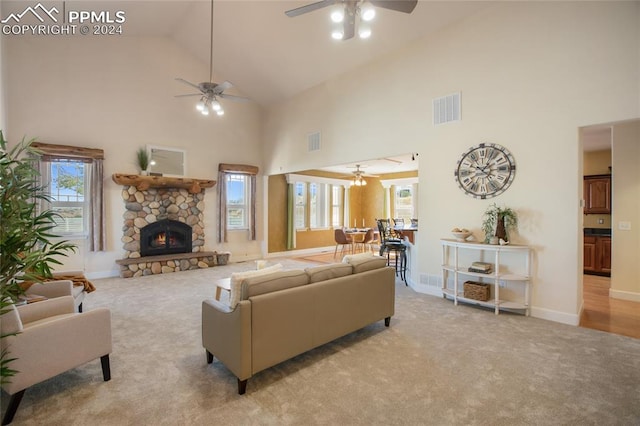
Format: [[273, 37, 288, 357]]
[[579, 119, 640, 338]]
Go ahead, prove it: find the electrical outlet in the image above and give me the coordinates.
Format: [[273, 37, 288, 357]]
[[619, 221, 632, 231]]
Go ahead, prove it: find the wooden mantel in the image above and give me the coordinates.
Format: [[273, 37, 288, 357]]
[[112, 173, 216, 194]]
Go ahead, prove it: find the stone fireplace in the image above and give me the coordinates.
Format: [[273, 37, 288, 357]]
[[112, 174, 220, 278]]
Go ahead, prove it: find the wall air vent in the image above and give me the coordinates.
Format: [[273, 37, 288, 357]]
[[433, 92, 461, 125], [308, 131, 321, 152]]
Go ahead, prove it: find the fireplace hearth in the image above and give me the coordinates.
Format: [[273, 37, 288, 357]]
[[140, 219, 192, 257]]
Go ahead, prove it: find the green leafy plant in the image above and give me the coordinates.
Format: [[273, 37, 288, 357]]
[[136, 148, 150, 172], [0, 131, 77, 384], [481, 203, 518, 243]]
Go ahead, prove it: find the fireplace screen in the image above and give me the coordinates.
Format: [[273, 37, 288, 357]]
[[140, 219, 192, 257]]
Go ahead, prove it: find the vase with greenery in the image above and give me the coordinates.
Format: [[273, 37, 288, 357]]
[[481, 203, 518, 243], [136, 148, 150, 175], [0, 131, 77, 384]]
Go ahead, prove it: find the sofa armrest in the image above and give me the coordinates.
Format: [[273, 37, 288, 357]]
[[17, 296, 75, 325], [202, 299, 252, 381], [25, 280, 73, 299]]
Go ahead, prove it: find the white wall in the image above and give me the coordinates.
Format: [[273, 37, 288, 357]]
[[263, 2, 640, 323], [611, 120, 640, 301], [5, 35, 264, 277]]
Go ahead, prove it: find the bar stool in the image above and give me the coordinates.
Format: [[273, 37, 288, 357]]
[[376, 219, 408, 284]]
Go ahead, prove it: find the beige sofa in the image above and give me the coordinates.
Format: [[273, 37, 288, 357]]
[[202, 256, 395, 394]]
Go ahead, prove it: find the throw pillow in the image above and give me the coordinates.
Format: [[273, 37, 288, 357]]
[[228, 264, 283, 309], [344, 255, 388, 274], [341, 251, 374, 264]]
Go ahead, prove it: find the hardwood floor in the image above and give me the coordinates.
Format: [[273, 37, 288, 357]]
[[580, 274, 640, 339], [295, 255, 639, 339]]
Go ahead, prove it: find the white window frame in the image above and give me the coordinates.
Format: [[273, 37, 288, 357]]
[[226, 174, 250, 230], [294, 182, 307, 230], [394, 184, 414, 221], [331, 185, 343, 227], [42, 160, 89, 238], [309, 182, 330, 229]]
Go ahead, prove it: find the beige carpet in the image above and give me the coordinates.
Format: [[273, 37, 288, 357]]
[[2, 258, 639, 425]]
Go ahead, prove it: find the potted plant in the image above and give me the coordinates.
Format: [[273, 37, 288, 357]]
[[481, 203, 518, 243], [0, 131, 76, 383], [136, 148, 150, 175]]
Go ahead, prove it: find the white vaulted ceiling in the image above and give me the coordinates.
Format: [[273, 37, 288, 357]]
[[1, 0, 490, 106]]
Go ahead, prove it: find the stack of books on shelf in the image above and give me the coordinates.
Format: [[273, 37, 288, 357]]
[[468, 262, 493, 274]]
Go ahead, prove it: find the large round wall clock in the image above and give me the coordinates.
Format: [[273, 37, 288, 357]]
[[454, 143, 516, 199]]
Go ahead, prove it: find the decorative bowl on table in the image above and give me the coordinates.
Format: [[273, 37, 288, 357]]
[[451, 228, 472, 241]]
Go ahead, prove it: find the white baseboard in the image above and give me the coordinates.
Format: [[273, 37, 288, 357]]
[[268, 246, 336, 258], [410, 282, 443, 297], [609, 288, 640, 302], [530, 306, 580, 326], [86, 269, 119, 280]]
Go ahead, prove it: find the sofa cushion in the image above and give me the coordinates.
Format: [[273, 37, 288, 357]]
[[305, 263, 353, 283], [241, 270, 309, 300], [229, 264, 283, 309], [344, 255, 388, 274]]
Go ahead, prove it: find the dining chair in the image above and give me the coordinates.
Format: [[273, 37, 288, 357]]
[[361, 228, 375, 253], [334, 228, 353, 257], [393, 218, 405, 228]]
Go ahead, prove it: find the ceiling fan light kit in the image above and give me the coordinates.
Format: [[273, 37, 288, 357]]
[[286, 0, 417, 41], [175, 0, 249, 117]]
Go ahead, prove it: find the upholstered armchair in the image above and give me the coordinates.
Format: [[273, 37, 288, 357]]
[[22, 270, 91, 312], [0, 296, 112, 425]]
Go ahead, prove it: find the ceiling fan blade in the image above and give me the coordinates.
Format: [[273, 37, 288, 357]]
[[219, 93, 251, 103], [285, 0, 334, 17], [370, 0, 417, 14], [214, 81, 233, 94], [175, 78, 202, 91], [174, 93, 202, 98]]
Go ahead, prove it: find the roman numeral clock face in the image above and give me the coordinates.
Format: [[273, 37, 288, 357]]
[[454, 143, 516, 199]]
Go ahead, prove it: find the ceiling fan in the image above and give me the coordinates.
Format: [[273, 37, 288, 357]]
[[342, 164, 379, 186], [285, 0, 418, 40], [175, 0, 249, 116]]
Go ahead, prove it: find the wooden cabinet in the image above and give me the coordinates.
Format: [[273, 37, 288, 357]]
[[584, 175, 611, 214], [584, 234, 611, 276], [583, 236, 597, 272]]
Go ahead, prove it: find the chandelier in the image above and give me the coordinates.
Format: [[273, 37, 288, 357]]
[[352, 175, 367, 186]]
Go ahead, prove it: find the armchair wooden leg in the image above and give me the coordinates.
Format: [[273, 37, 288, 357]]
[[238, 379, 247, 395], [206, 350, 214, 364], [100, 355, 111, 381], [385, 317, 391, 327], [2, 389, 25, 425], [78, 302, 83, 313]]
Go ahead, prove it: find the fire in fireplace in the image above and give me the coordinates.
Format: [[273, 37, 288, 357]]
[[140, 219, 192, 257]]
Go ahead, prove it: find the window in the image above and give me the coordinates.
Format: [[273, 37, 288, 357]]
[[226, 174, 249, 229], [43, 160, 89, 236], [309, 183, 330, 229], [331, 185, 343, 227], [294, 182, 307, 229], [394, 185, 414, 221]]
